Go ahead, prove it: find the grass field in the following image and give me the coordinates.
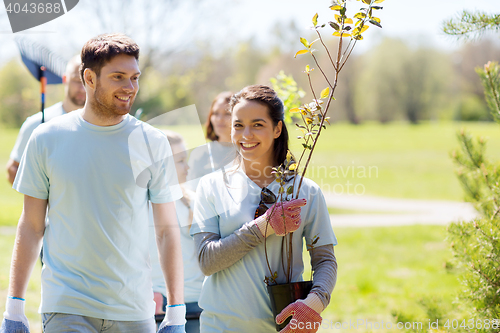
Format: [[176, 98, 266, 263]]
[[2, 121, 500, 226], [0, 225, 462, 333]]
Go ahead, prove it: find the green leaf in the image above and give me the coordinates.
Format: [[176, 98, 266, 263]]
[[300, 37, 309, 48], [287, 185, 294, 195], [329, 21, 340, 30], [320, 87, 330, 99], [340, 7, 346, 16], [372, 6, 383, 9], [361, 0, 371, 4], [354, 12, 366, 19], [294, 50, 308, 58], [369, 18, 382, 28], [312, 13, 318, 26], [345, 25, 352, 31], [279, 187, 284, 194]]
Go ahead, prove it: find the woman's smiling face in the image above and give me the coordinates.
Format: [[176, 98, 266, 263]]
[[231, 99, 282, 165]]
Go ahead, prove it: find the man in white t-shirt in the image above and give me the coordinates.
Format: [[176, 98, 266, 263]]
[[1, 33, 186, 333], [5, 55, 86, 185]]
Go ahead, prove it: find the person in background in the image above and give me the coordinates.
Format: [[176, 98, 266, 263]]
[[151, 130, 203, 333], [191, 85, 338, 332], [186, 91, 237, 190], [6, 55, 86, 185]]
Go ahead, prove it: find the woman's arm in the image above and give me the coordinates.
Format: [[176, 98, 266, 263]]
[[193, 221, 265, 276], [310, 244, 338, 311]]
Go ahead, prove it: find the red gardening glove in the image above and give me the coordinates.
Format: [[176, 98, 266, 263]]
[[276, 293, 323, 333], [256, 199, 307, 237], [153, 292, 165, 315]]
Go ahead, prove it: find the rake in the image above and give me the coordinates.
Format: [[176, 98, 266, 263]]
[[15, 38, 66, 123]]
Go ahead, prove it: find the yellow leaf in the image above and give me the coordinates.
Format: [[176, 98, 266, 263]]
[[374, 0, 384, 2], [320, 87, 330, 99], [289, 163, 297, 171], [330, 5, 342, 11], [354, 25, 369, 34], [312, 13, 318, 26], [306, 118, 313, 125], [354, 12, 366, 19], [335, 14, 342, 23], [372, 17, 381, 23], [294, 50, 308, 58], [361, 0, 370, 4], [305, 64, 310, 73], [345, 18, 353, 24], [332, 31, 342, 37], [343, 33, 352, 37], [289, 108, 300, 113]]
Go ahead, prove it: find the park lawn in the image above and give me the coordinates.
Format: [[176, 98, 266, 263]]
[[0, 225, 463, 333], [0, 233, 42, 333], [303, 225, 467, 333], [0, 127, 23, 227], [3, 121, 500, 226], [172, 121, 500, 202]]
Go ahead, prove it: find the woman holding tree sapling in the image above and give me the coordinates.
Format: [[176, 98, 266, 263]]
[[191, 85, 337, 332]]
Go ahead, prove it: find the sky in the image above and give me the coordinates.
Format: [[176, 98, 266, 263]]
[[231, 0, 500, 53], [0, 0, 498, 64]]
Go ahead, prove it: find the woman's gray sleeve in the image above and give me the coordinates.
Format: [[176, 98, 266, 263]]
[[310, 244, 338, 309], [193, 223, 265, 276]]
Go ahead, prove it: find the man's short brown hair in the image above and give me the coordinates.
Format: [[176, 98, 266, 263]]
[[80, 33, 139, 85]]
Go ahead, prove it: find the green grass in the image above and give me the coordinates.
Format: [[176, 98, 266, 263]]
[[303, 225, 466, 332], [0, 234, 42, 332], [0, 127, 23, 227], [328, 207, 407, 215], [169, 121, 500, 201], [2, 121, 500, 226], [0, 225, 462, 333]]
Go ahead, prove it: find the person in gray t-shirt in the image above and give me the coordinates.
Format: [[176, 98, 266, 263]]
[[6, 55, 85, 185]]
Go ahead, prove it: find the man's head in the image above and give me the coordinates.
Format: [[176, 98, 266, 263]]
[[63, 55, 85, 108], [80, 33, 139, 85], [81, 34, 141, 119]]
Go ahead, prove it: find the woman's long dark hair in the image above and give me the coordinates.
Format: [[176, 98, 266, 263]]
[[205, 91, 233, 141], [229, 85, 289, 166]]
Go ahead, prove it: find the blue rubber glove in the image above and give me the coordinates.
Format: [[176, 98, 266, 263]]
[[1, 297, 30, 333], [157, 304, 186, 333]]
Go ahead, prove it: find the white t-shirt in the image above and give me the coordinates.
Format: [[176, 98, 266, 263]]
[[13, 110, 182, 321], [149, 189, 204, 303], [190, 165, 337, 332], [10, 102, 65, 162]]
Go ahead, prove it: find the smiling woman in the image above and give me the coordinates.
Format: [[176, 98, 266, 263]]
[[190, 85, 338, 333]]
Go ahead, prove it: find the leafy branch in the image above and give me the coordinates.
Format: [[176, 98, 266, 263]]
[[443, 10, 500, 40], [264, 0, 384, 285]]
